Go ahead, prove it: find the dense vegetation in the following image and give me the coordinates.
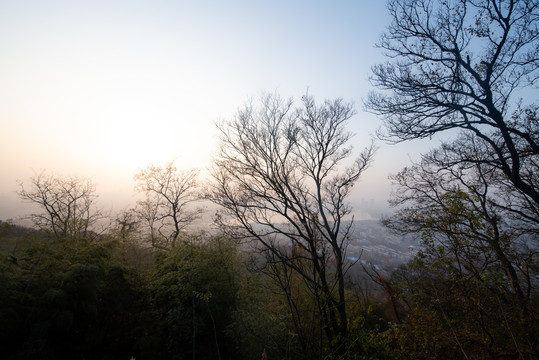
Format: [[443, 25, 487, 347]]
[[0, 209, 536, 360], [0, 221, 399, 360]]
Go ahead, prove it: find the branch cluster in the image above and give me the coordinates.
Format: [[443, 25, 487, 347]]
[[134, 162, 203, 250], [210, 93, 375, 354], [17, 171, 104, 240], [367, 0, 539, 204]]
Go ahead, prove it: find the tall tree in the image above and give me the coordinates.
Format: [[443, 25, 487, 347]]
[[368, 1, 538, 357], [367, 0, 539, 205], [134, 162, 202, 250], [17, 171, 103, 240], [209, 93, 375, 357]]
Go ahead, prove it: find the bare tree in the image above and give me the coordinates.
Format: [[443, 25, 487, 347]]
[[367, 0, 539, 205], [383, 140, 538, 356], [209, 93, 375, 357], [112, 208, 141, 242], [366, 1, 538, 356], [134, 162, 203, 250], [17, 171, 104, 240]]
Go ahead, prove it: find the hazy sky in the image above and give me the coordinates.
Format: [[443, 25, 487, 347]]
[[0, 0, 432, 221]]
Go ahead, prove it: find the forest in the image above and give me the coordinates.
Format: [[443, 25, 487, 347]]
[[1, 0, 537, 359]]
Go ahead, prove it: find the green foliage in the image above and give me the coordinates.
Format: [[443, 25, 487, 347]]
[[227, 268, 303, 360], [387, 253, 538, 359], [383, 153, 538, 358], [12, 220, 526, 360], [151, 235, 241, 360], [343, 296, 403, 360], [0, 230, 155, 360]]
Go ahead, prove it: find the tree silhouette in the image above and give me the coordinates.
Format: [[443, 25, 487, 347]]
[[17, 171, 104, 240], [210, 93, 375, 357], [367, 0, 538, 205], [134, 162, 203, 250]]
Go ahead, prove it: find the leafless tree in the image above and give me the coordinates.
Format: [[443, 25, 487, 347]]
[[209, 93, 375, 357], [383, 139, 538, 356], [17, 171, 104, 240], [367, 0, 539, 206], [112, 208, 141, 242], [134, 162, 203, 250], [365, 1, 537, 356]]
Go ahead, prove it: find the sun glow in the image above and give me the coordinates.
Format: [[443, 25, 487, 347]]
[[0, 0, 395, 220]]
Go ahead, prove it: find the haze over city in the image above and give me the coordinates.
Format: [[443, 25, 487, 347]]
[[1, 0, 435, 221]]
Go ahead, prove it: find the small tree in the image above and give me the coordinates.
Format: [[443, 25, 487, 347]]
[[134, 162, 203, 250], [17, 171, 103, 240], [384, 141, 538, 357], [210, 93, 375, 357]]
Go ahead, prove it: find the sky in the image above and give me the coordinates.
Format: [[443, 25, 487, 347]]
[[0, 0, 433, 222]]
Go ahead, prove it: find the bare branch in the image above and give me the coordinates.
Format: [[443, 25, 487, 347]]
[[134, 162, 204, 249], [17, 171, 104, 240], [367, 0, 539, 205], [209, 92, 374, 356]]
